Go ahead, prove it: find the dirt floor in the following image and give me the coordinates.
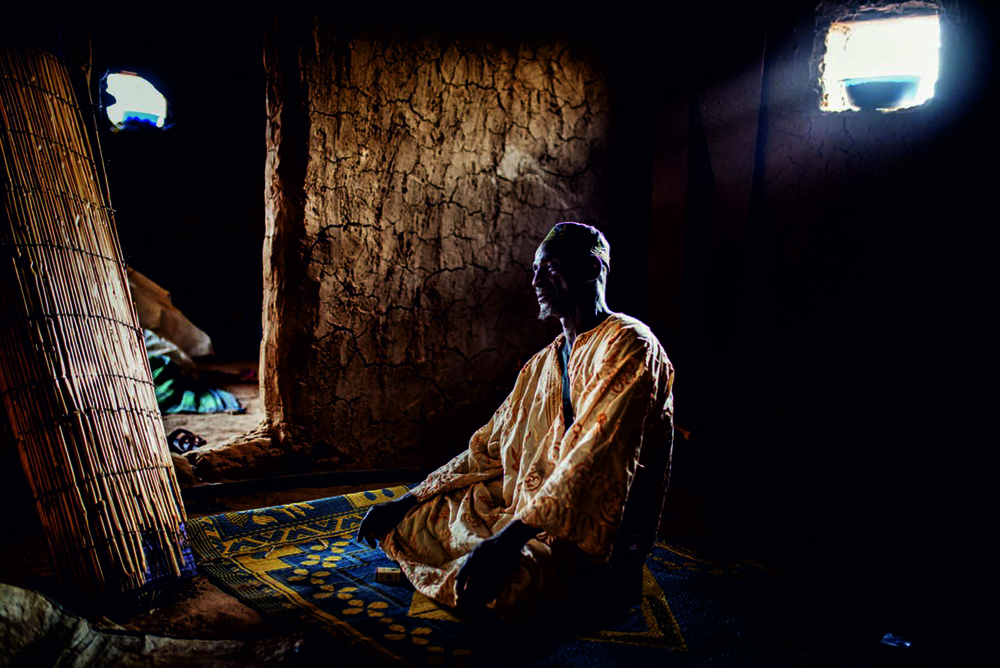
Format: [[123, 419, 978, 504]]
[[117, 479, 413, 640], [131, 358, 415, 639], [161, 358, 264, 453], [1, 356, 415, 649]]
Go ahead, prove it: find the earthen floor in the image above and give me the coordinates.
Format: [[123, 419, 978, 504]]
[[1, 356, 396, 642]]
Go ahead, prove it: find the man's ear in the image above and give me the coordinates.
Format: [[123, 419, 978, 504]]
[[586, 256, 602, 282]]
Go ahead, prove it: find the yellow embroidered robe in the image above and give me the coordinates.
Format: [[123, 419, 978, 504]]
[[381, 313, 674, 615]]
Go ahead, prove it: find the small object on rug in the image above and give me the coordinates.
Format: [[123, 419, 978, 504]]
[[375, 566, 406, 585], [167, 428, 206, 455]]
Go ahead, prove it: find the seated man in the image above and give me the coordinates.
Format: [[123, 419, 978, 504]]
[[357, 222, 674, 623]]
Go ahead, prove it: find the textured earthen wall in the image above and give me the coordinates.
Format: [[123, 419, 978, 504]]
[[253, 14, 610, 476]]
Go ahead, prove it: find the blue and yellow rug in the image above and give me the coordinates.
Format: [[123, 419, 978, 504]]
[[187, 487, 828, 667]]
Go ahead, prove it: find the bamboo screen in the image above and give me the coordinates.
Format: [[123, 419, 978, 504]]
[[0, 42, 193, 603]]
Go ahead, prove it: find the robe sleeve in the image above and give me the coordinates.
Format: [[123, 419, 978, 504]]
[[407, 355, 541, 502], [516, 328, 668, 559]]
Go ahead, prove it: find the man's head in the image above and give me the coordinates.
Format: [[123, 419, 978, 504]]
[[532, 222, 610, 321]]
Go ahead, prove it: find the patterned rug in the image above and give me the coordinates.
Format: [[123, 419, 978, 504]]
[[187, 487, 831, 667]]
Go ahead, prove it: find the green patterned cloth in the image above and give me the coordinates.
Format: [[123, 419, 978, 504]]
[[149, 354, 241, 414]]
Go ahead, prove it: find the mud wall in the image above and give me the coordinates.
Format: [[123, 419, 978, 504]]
[[259, 10, 611, 474]]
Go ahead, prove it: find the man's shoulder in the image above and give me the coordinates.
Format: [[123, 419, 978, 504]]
[[600, 314, 673, 374], [606, 312, 652, 335], [602, 313, 663, 349]]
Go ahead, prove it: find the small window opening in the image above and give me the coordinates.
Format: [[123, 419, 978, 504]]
[[819, 12, 941, 113], [103, 71, 169, 130]]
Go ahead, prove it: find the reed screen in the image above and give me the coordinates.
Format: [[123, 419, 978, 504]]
[[0, 42, 192, 603]]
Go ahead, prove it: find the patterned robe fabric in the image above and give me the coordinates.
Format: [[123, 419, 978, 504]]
[[381, 313, 674, 618]]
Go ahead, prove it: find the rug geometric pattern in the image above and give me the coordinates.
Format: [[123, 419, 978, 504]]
[[187, 487, 821, 667]]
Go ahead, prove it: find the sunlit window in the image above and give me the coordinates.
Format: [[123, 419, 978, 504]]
[[104, 71, 168, 130], [820, 14, 941, 112]]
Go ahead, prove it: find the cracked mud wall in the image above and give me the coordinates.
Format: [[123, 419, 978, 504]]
[[254, 10, 611, 476]]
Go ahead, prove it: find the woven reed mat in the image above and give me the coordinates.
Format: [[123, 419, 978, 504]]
[[1, 41, 191, 602], [187, 486, 843, 667]]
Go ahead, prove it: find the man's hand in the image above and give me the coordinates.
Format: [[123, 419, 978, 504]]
[[455, 520, 538, 609], [356, 494, 419, 548]]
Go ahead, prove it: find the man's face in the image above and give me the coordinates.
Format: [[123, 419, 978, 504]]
[[532, 241, 587, 320]]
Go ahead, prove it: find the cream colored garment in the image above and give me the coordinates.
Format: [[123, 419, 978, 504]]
[[381, 313, 674, 614]]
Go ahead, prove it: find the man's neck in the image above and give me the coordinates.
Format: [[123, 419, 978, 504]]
[[560, 303, 612, 350]]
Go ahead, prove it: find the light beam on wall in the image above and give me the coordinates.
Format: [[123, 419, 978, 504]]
[[104, 71, 168, 130], [820, 14, 941, 112]]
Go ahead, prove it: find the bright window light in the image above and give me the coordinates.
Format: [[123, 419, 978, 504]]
[[820, 14, 941, 112], [105, 72, 168, 130]]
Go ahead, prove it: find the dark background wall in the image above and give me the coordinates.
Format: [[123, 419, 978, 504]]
[[90, 0, 264, 359], [646, 0, 995, 648]]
